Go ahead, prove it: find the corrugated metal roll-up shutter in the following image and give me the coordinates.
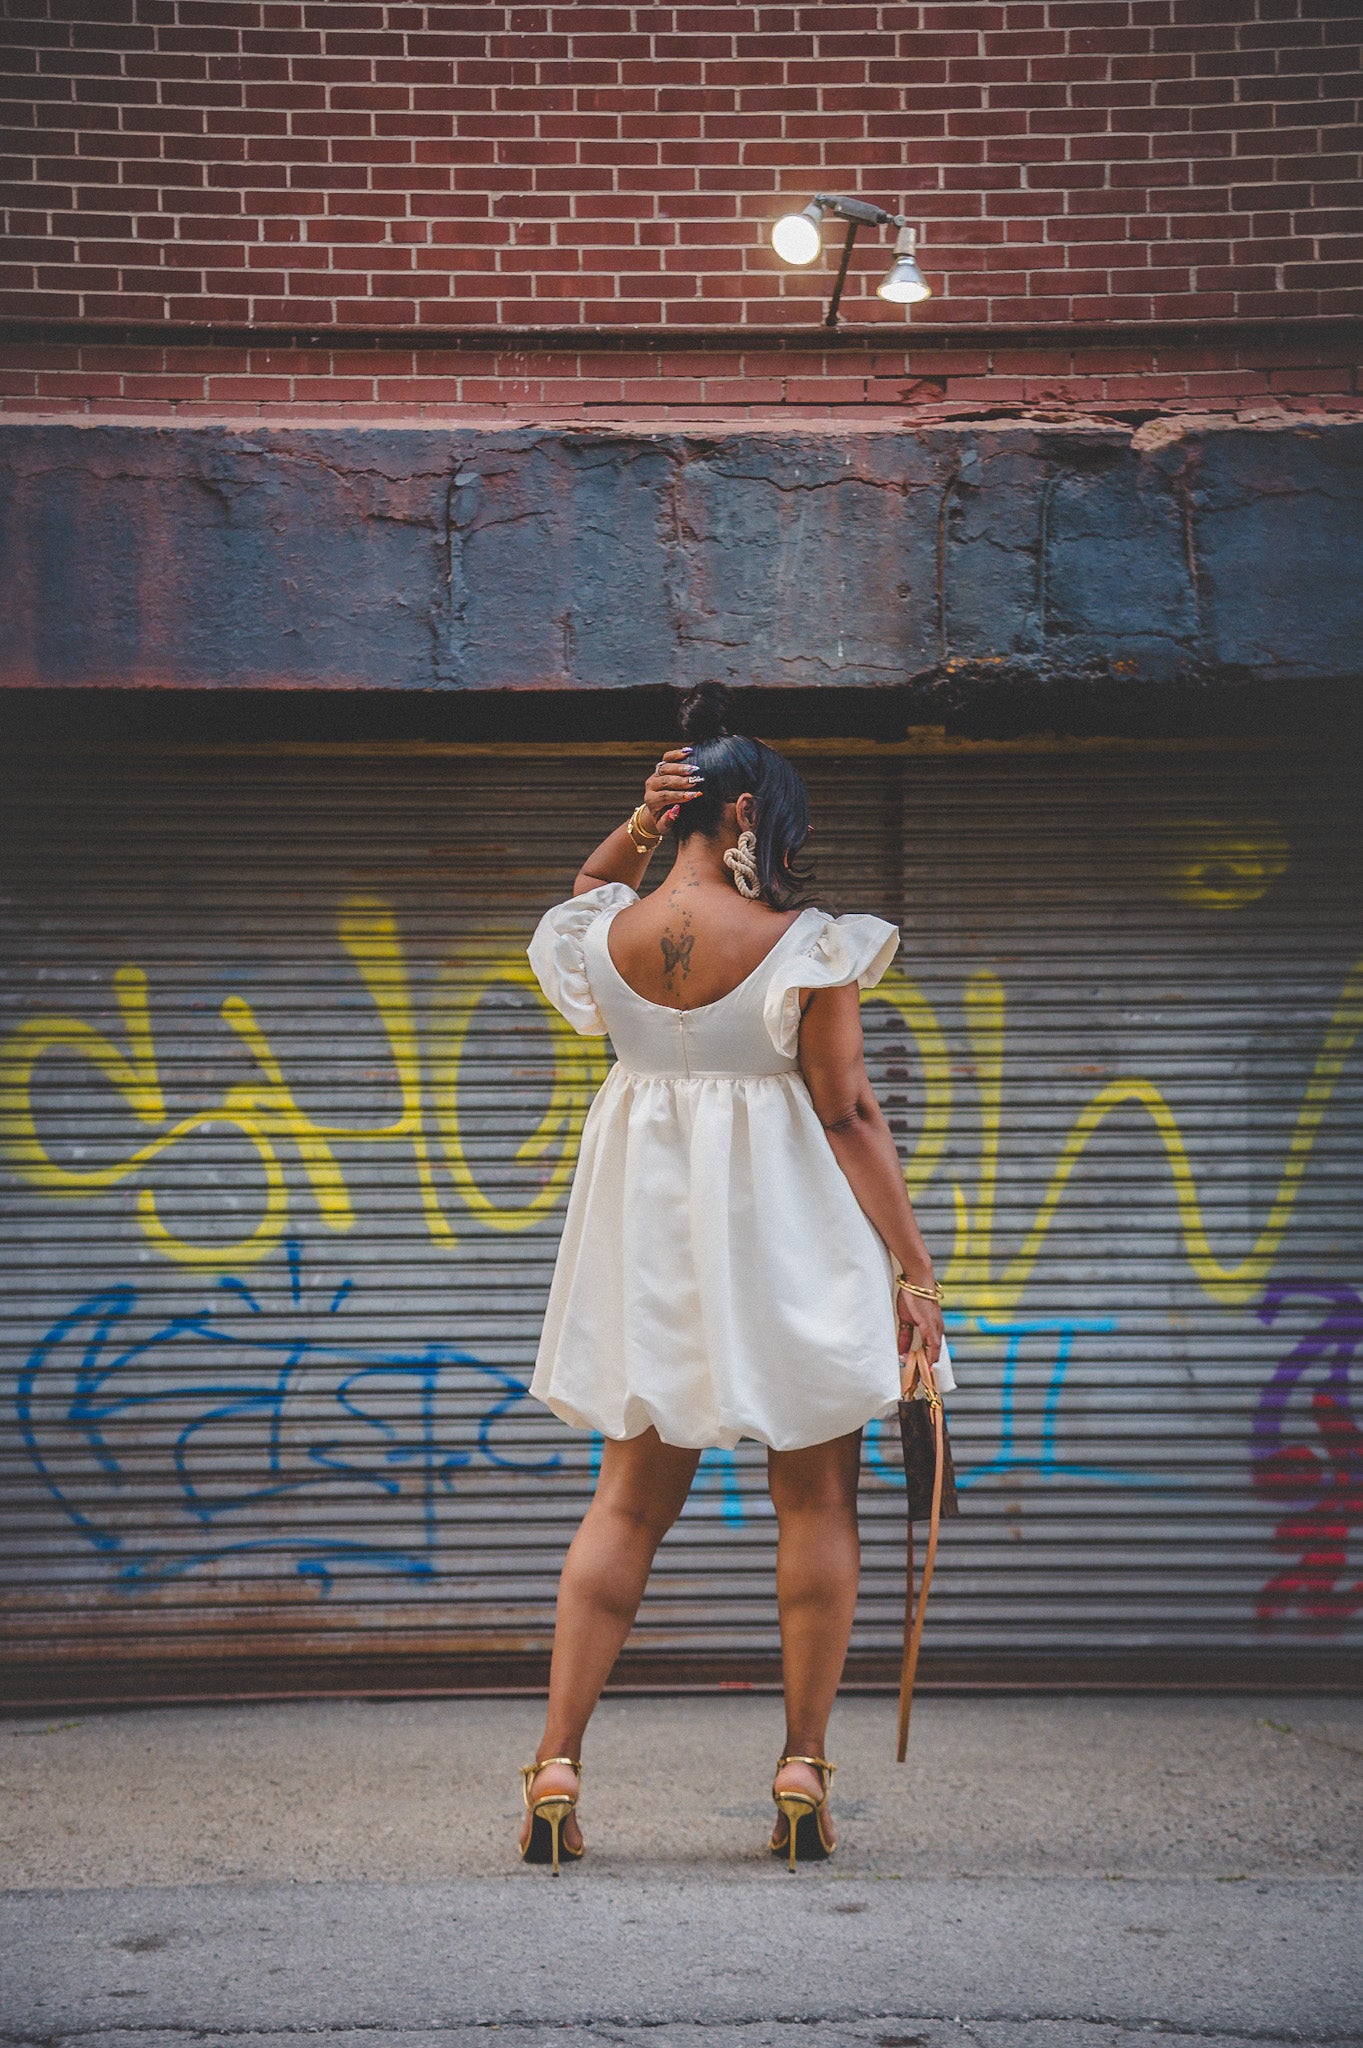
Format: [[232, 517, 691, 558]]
[[1, 737, 1360, 1703]]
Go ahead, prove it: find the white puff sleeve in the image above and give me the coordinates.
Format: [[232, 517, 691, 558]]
[[762, 912, 901, 1059], [527, 883, 639, 1035]]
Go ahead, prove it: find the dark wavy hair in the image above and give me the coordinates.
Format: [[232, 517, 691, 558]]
[[672, 683, 813, 911]]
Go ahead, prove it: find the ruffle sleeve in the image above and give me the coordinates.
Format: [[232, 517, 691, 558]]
[[527, 883, 639, 1035], [762, 911, 901, 1059]]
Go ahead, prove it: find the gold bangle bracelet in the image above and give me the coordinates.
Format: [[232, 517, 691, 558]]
[[625, 804, 661, 854], [896, 1277, 943, 1304]]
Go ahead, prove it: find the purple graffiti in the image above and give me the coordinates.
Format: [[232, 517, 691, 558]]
[[1251, 1279, 1363, 1633]]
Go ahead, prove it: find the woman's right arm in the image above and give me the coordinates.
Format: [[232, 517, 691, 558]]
[[572, 748, 700, 895], [797, 979, 945, 1366]]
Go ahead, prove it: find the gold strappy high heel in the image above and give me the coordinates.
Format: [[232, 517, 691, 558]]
[[519, 1757, 583, 1876], [770, 1754, 836, 1871]]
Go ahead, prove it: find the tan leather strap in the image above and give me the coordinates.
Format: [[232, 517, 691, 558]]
[[896, 1345, 946, 1762]]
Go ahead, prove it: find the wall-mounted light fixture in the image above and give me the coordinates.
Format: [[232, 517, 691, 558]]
[[769, 195, 932, 327]]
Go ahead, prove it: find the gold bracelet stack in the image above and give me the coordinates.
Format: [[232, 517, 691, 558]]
[[896, 1276, 944, 1304], [625, 804, 662, 855]]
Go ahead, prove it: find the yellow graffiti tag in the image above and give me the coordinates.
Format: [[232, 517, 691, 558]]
[[944, 959, 1363, 1312], [0, 894, 598, 1268], [0, 964, 290, 1266], [1, 898, 1357, 1297], [1160, 817, 1289, 910], [332, 895, 456, 1251], [430, 947, 607, 1230]]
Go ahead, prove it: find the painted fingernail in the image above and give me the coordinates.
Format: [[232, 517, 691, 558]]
[[665, 804, 680, 822]]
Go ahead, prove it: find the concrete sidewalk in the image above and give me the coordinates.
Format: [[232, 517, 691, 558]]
[[1, 1693, 1360, 2046]]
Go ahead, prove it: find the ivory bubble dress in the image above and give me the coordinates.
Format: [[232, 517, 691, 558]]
[[526, 883, 955, 1453]]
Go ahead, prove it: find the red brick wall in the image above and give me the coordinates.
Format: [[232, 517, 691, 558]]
[[2, 327, 1358, 420], [3, 0, 1360, 331], [1, 2, 1359, 417]]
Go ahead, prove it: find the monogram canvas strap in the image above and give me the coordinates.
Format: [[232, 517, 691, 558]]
[[896, 1340, 946, 1762]]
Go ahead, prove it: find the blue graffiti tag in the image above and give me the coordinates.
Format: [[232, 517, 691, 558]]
[[21, 1270, 1182, 1569], [866, 1312, 1183, 1493], [16, 1243, 562, 1594]]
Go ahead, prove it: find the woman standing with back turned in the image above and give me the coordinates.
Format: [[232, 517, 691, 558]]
[[520, 683, 953, 1871]]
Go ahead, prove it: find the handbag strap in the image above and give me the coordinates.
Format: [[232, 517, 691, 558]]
[[896, 1343, 946, 1762]]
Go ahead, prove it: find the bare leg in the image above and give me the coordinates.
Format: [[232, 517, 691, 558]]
[[521, 1427, 700, 1853], [766, 1429, 863, 1846]]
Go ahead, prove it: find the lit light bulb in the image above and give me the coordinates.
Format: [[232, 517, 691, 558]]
[[877, 226, 932, 305], [770, 204, 823, 266]]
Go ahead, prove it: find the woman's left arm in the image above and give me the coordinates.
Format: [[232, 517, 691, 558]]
[[797, 980, 945, 1365], [573, 748, 701, 895]]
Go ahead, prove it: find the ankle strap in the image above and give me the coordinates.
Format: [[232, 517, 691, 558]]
[[775, 1753, 834, 1780], [522, 1756, 582, 1779]]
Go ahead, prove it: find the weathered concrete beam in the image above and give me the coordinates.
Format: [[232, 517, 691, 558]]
[[1, 417, 1359, 693]]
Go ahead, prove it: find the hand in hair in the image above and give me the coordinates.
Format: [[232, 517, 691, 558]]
[[572, 745, 700, 894], [641, 747, 701, 832]]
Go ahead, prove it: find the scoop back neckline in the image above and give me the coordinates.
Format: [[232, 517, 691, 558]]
[[600, 901, 819, 1017]]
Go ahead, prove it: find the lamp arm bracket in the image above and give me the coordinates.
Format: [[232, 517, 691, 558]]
[[814, 193, 903, 231], [823, 219, 859, 329]]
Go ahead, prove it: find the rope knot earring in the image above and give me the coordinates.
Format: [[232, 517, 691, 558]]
[[723, 828, 760, 899]]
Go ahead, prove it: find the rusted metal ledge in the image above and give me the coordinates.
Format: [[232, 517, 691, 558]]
[[5, 417, 1363, 698]]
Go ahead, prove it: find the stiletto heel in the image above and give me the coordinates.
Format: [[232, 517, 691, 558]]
[[770, 1754, 836, 1871], [519, 1757, 584, 1875]]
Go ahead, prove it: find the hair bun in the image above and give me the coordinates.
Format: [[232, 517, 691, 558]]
[[678, 680, 732, 744]]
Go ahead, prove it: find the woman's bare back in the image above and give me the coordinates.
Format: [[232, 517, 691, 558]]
[[606, 872, 804, 1011]]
